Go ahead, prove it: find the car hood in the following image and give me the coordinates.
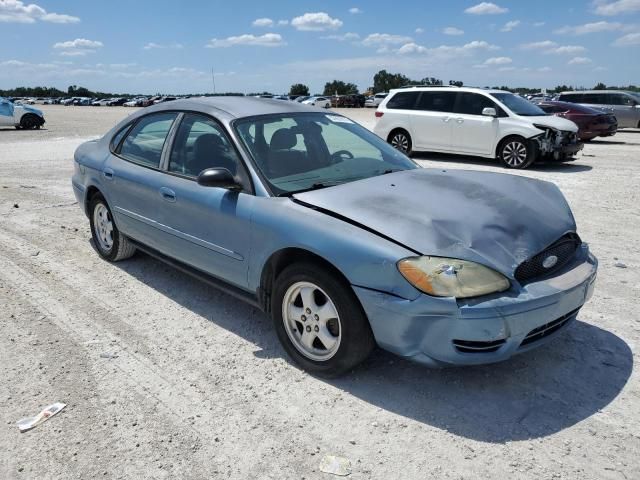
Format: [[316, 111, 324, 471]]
[[293, 168, 576, 277], [22, 105, 44, 117], [527, 115, 579, 133]]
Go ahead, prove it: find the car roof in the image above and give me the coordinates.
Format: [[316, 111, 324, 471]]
[[390, 86, 507, 95], [127, 96, 325, 121], [559, 90, 633, 95]]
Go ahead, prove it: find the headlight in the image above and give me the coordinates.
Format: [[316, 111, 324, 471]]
[[397, 256, 510, 298]]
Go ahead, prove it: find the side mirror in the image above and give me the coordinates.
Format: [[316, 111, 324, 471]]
[[197, 168, 241, 190], [482, 107, 497, 117]]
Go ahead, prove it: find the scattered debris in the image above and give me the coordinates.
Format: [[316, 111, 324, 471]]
[[319, 455, 351, 477], [100, 352, 119, 359], [31, 251, 40, 257], [13, 203, 19, 208], [614, 262, 627, 269], [16, 403, 66, 432]]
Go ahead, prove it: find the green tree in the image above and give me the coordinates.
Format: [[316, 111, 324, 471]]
[[323, 80, 358, 96], [289, 83, 310, 96], [593, 82, 607, 90], [373, 70, 410, 93], [449, 80, 464, 87]]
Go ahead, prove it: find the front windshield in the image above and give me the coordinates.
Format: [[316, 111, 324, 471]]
[[234, 113, 417, 195], [490, 92, 547, 116]]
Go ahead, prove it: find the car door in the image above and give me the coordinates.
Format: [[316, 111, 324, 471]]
[[156, 113, 255, 288], [0, 98, 15, 126], [409, 91, 456, 151], [605, 93, 636, 128], [105, 112, 179, 252], [450, 92, 500, 156]]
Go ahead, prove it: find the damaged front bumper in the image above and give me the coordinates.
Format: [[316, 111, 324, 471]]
[[531, 127, 584, 160], [353, 244, 597, 367]]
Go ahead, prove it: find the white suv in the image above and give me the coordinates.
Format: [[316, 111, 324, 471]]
[[373, 87, 583, 169]]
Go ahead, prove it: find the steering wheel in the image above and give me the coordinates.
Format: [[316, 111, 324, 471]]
[[330, 150, 354, 163]]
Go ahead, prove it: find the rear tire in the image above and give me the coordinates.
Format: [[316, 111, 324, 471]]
[[497, 135, 535, 169], [388, 129, 413, 155], [272, 262, 375, 377], [89, 194, 136, 262]]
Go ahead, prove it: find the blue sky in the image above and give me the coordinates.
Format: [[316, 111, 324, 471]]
[[1, 0, 639, 94]]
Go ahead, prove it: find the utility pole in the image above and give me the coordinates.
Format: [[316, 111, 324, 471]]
[[211, 68, 216, 94]]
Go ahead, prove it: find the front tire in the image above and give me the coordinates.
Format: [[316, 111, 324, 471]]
[[498, 136, 535, 169], [20, 114, 41, 130], [272, 262, 375, 377], [89, 194, 136, 262], [388, 129, 413, 155]]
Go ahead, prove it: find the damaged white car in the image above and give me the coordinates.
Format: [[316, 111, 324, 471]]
[[0, 97, 45, 130], [374, 87, 583, 169]]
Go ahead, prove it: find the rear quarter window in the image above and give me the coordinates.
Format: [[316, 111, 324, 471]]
[[385, 92, 419, 110]]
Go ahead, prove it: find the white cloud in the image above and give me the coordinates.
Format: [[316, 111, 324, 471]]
[[465, 2, 508, 14], [397, 43, 428, 54], [349, 7, 362, 14], [520, 40, 558, 49], [53, 38, 103, 49], [0, 0, 79, 23], [205, 33, 286, 48], [548, 45, 587, 54], [252, 17, 274, 27], [484, 56, 512, 65], [415, 27, 424, 34], [500, 20, 520, 32], [613, 32, 640, 45], [533, 21, 546, 27], [568, 56, 592, 65], [461, 40, 500, 50], [538, 66, 552, 72], [53, 38, 102, 56], [362, 33, 414, 47], [321, 32, 360, 41], [555, 21, 625, 34], [594, 0, 640, 16], [291, 12, 342, 31], [143, 42, 183, 50], [277, 19, 289, 26], [443, 26, 464, 35]]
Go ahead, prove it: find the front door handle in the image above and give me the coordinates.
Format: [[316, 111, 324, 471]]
[[159, 187, 176, 202], [442, 117, 451, 123], [455, 117, 464, 124], [103, 168, 114, 180]]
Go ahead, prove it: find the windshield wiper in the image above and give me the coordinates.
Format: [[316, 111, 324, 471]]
[[278, 182, 339, 197]]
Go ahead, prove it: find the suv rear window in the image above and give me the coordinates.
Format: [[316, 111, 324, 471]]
[[386, 92, 419, 110], [415, 91, 456, 113]]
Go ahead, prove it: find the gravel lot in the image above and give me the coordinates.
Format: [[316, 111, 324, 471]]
[[1, 105, 639, 480]]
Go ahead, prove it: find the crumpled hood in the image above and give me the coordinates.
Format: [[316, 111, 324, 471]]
[[294, 168, 576, 277], [527, 115, 578, 133]]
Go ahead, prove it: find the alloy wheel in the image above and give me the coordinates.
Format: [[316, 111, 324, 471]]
[[391, 133, 409, 152], [502, 141, 528, 167], [282, 281, 342, 361], [93, 203, 114, 252]]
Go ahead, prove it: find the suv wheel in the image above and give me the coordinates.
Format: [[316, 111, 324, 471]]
[[272, 262, 375, 377], [89, 194, 136, 262], [498, 136, 535, 169], [389, 129, 412, 155]]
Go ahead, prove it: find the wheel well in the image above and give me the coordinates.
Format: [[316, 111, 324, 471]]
[[258, 248, 351, 313], [85, 186, 103, 216], [387, 127, 410, 143], [21, 113, 43, 125]]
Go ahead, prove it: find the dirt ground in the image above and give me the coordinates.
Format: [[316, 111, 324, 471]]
[[1, 105, 639, 480]]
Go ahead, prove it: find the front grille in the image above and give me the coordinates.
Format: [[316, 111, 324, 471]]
[[514, 233, 581, 284], [453, 338, 506, 354], [520, 308, 580, 347]]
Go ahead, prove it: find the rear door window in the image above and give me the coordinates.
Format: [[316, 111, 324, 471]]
[[119, 112, 178, 168], [607, 94, 634, 106], [386, 92, 419, 110], [415, 92, 456, 113], [581, 93, 606, 105]]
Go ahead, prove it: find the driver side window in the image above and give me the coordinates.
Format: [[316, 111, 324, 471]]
[[169, 114, 240, 177]]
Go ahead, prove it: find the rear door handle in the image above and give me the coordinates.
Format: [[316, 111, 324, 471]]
[[159, 187, 176, 202], [456, 117, 464, 124], [103, 168, 114, 180], [442, 117, 451, 123]]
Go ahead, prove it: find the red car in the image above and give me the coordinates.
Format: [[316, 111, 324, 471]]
[[536, 101, 617, 141]]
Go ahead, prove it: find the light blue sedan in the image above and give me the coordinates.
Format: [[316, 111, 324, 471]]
[[72, 97, 597, 375]]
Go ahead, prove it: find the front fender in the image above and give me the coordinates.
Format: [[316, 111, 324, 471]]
[[247, 196, 421, 300]]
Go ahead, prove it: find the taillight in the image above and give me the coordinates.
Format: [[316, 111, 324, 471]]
[[375, 111, 384, 118]]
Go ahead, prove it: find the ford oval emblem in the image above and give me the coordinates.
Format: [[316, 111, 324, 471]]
[[542, 255, 558, 269]]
